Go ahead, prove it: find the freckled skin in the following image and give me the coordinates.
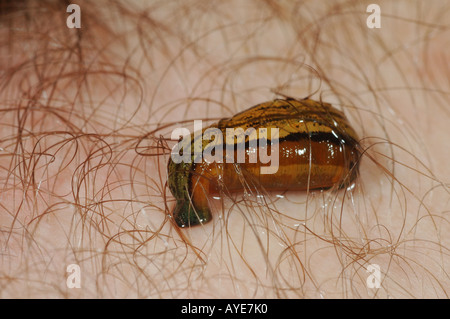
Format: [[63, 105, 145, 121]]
[[167, 98, 361, 227]]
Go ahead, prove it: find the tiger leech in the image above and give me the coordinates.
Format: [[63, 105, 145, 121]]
[[167, 98, 361, 227]]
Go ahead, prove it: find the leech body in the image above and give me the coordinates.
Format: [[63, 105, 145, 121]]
[[168, 98, 360, 227]]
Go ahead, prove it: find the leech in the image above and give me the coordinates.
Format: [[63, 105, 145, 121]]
[[167, 98, 361, 227]]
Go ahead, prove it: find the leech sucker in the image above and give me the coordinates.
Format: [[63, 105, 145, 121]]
[[167, 98, 361, 227]]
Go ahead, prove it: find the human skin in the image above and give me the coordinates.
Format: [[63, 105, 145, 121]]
[[0, 0, 449, 298]]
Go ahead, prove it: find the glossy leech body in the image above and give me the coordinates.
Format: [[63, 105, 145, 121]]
[[168, 98, 361, 227]]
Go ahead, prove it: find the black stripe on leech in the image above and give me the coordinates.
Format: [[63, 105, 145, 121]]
[[205, 131, 354, 153], [278, 131, 346, 145], [266, 131, 351, 147]]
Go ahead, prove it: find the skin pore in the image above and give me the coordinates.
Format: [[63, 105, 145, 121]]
[[0, 0, 449, 298]]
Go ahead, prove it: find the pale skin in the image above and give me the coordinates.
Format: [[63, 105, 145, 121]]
[[0, 0, 449, 298]]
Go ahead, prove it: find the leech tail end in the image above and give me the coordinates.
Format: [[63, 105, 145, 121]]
[[173, 200, 212, 228]]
